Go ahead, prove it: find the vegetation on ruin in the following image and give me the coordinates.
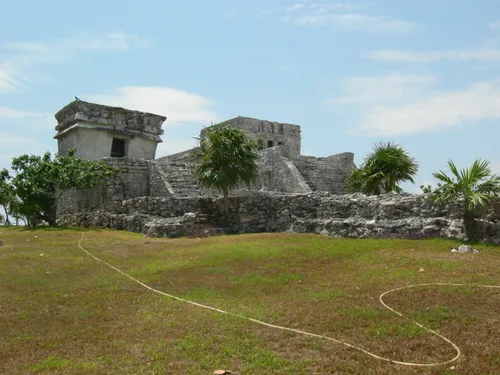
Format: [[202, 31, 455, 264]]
[[347, 141, 419, 195], [193, 126, 260, 213], [1, 228, 499, 374], [0, 150, 117, 226], [430, 159, 500, 241]]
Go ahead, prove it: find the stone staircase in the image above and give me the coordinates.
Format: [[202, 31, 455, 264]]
[[155, 161, 202, 196]]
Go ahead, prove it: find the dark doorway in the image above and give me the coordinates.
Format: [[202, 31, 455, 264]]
[[111, 138, 125, 157], [267, 140, 274, 148]]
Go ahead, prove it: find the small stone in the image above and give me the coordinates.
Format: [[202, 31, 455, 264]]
[[418, 268, 425, 273], [40, 254, 44, 256], [457, 244, 473, 253], [214, 371, 231, 375], [451, 248, 458, 253], [182, 212, 197, 223], [365, 220, 376, 229]]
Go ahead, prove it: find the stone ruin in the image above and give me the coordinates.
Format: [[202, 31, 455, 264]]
[[54, 100, 355, 197], [54, 100, 500, 243]]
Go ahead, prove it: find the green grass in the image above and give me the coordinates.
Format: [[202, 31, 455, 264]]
[[31, 357, 70, 372], [0, 228, 499, 374]]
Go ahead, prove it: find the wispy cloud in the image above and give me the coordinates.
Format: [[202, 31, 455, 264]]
[[330, 74, 437, 105], [0, 66, 21, 93], [330, 74, 500, 136], [6, 32, 147, 54], [366, 48, 500, 62], [286, 4, 305, 12], [0, 31, 147, 93], [489, 20, 500, 29], [0, 134, 35, 145], [156, 139, 198, 157], [87, 86, 219, 126], [490, 162, 500, 175], [227, 10, 240, 18], [277, 64, 295, 72], [0, 106, 54, 130], [414, 180, 434, 194], [281, 1, 416, 33]]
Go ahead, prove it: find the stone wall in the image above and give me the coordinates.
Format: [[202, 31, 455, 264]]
[[56, 158, 150, 217], [57, 191, 500, 243], [293, 153, 355, 195]]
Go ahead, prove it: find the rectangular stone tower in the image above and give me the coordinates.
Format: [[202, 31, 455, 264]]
[[200, 116, 301, 158], [54, 100, 166, 160]]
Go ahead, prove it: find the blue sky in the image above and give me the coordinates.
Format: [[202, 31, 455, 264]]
[[1, 0, 500, 192]]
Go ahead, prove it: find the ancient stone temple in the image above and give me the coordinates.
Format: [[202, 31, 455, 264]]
[[55, 100, 357, 219], [54, 100, 355, 198], [200, 117, 302, 158], [54, 100, 500, 243], [54, 100, 165, 160]]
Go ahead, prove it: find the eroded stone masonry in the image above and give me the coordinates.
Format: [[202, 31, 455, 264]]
[[55, 100, 500, 243]]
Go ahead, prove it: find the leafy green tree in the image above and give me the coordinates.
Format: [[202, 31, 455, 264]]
[[193, 126, 259, 214], [10, 151, 118, 226], [8, 198, 24, 226], [347, 142, 419, 195], [0, 169, 13, 225], [431, 159, 500, 241]]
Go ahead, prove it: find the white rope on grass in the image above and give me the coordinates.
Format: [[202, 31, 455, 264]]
[[77, 233, 500, 368]]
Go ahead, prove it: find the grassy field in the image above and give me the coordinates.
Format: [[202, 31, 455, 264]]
[[1, 228, 499, 375]]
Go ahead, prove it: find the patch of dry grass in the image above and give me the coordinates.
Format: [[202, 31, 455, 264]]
[[0, 227, 499, 374]]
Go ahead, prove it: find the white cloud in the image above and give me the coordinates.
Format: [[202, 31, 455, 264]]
[[0, 134, 35, 145], [0, 106, 49, 120], [0, 106, 54, 129], [280, 2, 416, 33], [0, 66, 21, 93], [286, 4, 304, 12], [6, 32, 147, 55], [0, 31, 147, 93], [330, 74, 500, 136], [156, 139, 198, 158], [490, 162, 500, 175], [277, 64, 295, 72], [415, 180, 434, 194], [87, 86, 219, 126], [295, 13, 416, 33], [227, 10, 240, 18], [366, 49, 500, 62], [330, 74, 437, 105], [301, 149, 319, 157], [489, 20, 500, 29]]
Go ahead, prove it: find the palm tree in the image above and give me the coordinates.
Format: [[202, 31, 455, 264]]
[[193, 126, 260, 216], [347, 142, 419, 195], [431, 159, 500, 241]]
